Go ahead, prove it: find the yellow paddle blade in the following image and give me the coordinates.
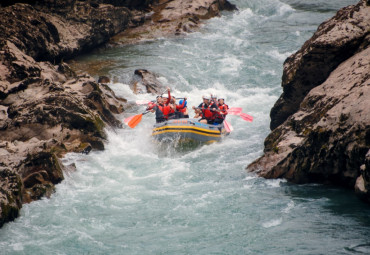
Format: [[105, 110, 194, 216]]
[[128, 114, 143, 128]]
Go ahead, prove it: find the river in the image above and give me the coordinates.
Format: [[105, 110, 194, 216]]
[[1, 0, 370, 254]]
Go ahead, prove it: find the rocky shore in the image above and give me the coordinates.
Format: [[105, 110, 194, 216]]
[[0, 0, 236, 227], [248, 0, 370, 202], [111, 0, 236, 45]]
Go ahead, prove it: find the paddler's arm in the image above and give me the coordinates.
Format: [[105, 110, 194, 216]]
[[223, 105, 229, 115], [165, 87, 171, 105], [146, 102, 157, 112]]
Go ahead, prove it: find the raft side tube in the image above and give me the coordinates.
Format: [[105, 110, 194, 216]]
[[152, 118, 228, 143]]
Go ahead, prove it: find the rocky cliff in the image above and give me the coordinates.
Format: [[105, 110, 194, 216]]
[[0, 0, 236, 227], [0, 2, 131, 63], [248, 0, 370, 202], [0, 0, 142, 228]]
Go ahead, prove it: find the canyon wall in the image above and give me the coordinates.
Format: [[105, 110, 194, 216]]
[[248, 0, 370, 203]]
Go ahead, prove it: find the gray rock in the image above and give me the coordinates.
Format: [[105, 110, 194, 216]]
[[131, 69, 166, 95], [248, 0, 370, 202], [270, 0, 370, 130]]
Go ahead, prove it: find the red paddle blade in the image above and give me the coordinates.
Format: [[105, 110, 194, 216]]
[[228, 107, 242, 115], [240, 112, 253, 122], [223, 120, 233, 132], [228, 107, 242, 112], [127, 114, 143, 128], [123, 115, 135, 124]]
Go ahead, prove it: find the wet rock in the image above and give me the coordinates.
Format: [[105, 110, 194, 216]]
[[21, 151, 64, 203], [0, 64, 127, 225], [98, 75, 110, 84], [0, 168, 22, 228], [355, 150, 370, 203], [130, 69, 166, 95], [248, 0, 370, 202]]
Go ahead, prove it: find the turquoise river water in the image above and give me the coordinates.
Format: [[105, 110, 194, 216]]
[[1, 0, 370, 254]]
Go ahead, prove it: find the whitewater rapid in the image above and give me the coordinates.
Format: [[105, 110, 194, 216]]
[[1, 0, 370, 254]]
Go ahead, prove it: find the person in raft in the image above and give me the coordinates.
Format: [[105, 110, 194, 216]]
[[214, 97, 229, 124], [192, 95, 218, 124], [169, 96, 188, 119], [211, 94, 218, 105], [158, 87, 172, 106], [147, 87, 174, 123], [178, 98, 189, 118]]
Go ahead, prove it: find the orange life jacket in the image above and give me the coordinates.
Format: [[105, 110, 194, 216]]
[[219, 104, 228, 114], [216, 103, 229, 120]]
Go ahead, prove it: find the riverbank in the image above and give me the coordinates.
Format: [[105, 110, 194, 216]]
[[110, 0, 236, 45]]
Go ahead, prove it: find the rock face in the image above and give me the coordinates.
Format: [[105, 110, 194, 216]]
[[111, 0, 237, 45], [0, 39, 127, 226], [270, 0, 369, 130], [0, 1, 134, 227], [248, 0, 370, 202], [0, 2, 130, 63]]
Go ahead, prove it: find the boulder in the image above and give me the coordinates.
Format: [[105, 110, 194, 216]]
[[98, 75, 110, 84], [248, 0, 370, 202], [21, 152, 64, 203], [130, 69, 166, 95]]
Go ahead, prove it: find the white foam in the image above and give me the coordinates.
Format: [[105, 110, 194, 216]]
[[109, 82, 156, 105], [266, 49, 293, 62], [262, 69, 277, 76], [244, 175, 258, 181], [266, 179, 287, 188], [262, 218, 282, 228], [282, 201, 295, 214], [277, 2, 294, 16], [11, 243, 24, 251], [218, 56, 243, 74]]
